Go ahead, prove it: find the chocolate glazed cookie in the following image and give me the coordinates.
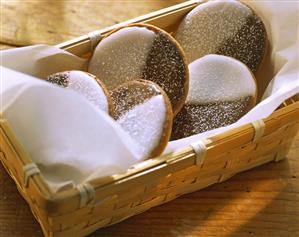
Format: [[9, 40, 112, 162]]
[[171, 96, 252, 140], [111, 80, 173, 158], [142, 30, 187, 115], [88, 23, 189, 115], [171, 55, 257, 140], [47, 70, 113, 114], [175, 0, 267, 74]]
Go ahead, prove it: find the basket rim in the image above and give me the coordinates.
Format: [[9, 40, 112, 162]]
[[56, 0, 202, 52], [1, 98, 298, 213]]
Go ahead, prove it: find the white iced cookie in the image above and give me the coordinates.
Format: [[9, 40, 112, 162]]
[[46, 70, 112, 114], [171, 54, 257, 140], [175, 0, 267, 73], [88, 23, 189, 115], [111, 80, 173, 159]]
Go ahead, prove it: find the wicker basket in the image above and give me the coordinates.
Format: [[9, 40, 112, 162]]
[[1, 1, 298, 236]]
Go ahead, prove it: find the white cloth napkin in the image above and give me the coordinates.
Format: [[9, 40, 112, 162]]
[[1, 66, 143, 192]]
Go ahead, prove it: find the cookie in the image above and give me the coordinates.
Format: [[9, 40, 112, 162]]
[[171, 54, 257, 140], [46, 70, 112, 114], [175, 0, 267, 73], [111, 80, 173, 158], [88, 23, 189, 115]]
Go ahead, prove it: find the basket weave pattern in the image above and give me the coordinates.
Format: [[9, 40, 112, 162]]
[[1, 97, 298, 236]]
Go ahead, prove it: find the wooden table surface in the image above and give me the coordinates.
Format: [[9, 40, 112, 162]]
[[1, 1, 298, 237]]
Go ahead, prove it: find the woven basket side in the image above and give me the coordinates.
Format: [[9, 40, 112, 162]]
[[40, 99, 299, 236], [1, 99, 298, 237], [48, 123, 298, 236]]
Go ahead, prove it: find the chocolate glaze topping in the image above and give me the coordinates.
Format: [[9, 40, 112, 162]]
[[47, 72, 69, 87], [171, 96, 252, 140], [111, 80, 163, 120], [215, 14, 267, 73], [142, 32, 188, 114]]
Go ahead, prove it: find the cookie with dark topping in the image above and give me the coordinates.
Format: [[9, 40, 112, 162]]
[[171, 55, 257, 140], [47, 70, 113, 114], [111, 80, 173, 158], [175, 0, 268, 74], [88, 23, 189, 116]]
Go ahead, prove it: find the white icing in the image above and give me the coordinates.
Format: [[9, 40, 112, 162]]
[[88, 27, 156, 90], [175, 0, 252, 63], [187, 54, 256, 104], [117, 95, 166, 158], [68, 71, 109, 112]]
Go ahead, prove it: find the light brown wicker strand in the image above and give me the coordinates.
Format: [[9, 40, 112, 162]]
[[77, 183, 96, 208], [252, 120, 266, 142], [23, 163, 40, 187], [190, 139, 207, 166], [87, 30, 102, 50]]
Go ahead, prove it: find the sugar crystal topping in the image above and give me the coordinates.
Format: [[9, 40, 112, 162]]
[[111, 80, 162, 120], [187, 54, 256, 104], [142, 32, 187, 113], [47, 71, 109, 113], [47, 72, 69, 87], [88, 27, 155, 90], [88, 26, 188, 113], [117, 95, 166, 158], [171, 54, 256, 140], [171, 96, 252, 140], [175, 0, 266, 72]]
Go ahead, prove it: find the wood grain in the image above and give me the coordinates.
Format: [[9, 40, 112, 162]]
[[1, 1, 298, 237], [1, 0, 183, 46], [0, 44, 14, 50]]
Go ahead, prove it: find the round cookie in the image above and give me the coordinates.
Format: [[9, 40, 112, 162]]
[[171, 54, 257, 140], [111, 80, 173, 158], [46, 70, 112, 114], [175, 0, 267, 73], [88, 23, 189, 115]]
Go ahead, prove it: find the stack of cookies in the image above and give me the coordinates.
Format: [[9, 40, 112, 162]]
[[46, 0, 267, 159]]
